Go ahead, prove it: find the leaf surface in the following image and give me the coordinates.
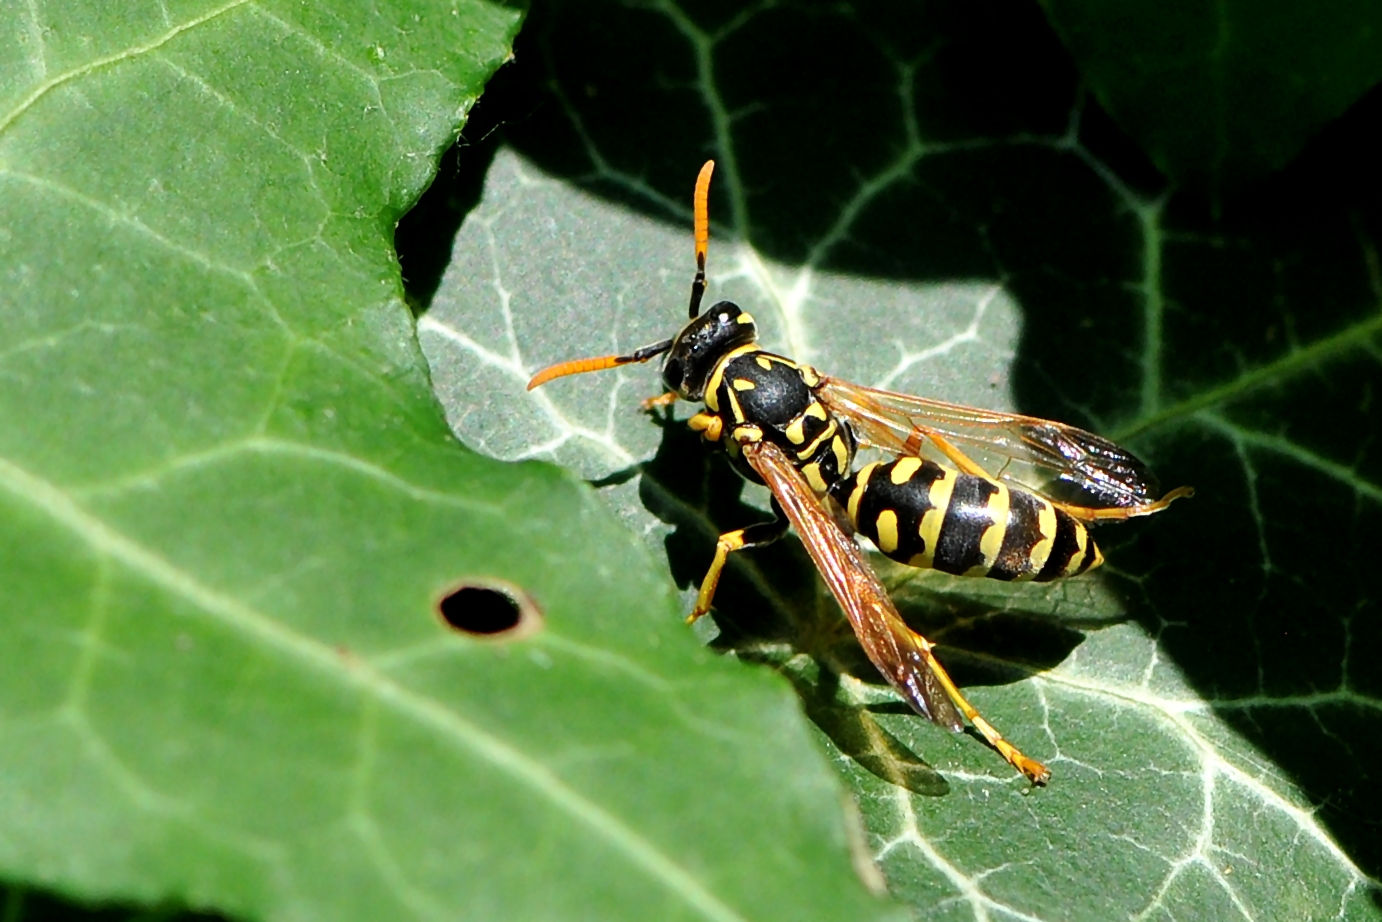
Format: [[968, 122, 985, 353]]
[[418, 1, 1382, 919], [1038, 0, 1382, 189], [0, 3, 900, 921]]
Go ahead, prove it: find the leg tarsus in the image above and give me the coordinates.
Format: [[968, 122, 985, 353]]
[[640, 391, 679, 411], [1052, 485, 1195, 522], [923, 651, 1051, 784], [687, 411, 724, 442]]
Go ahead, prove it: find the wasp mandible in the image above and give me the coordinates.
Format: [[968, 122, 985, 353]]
[[528, 162, 1192, 784]]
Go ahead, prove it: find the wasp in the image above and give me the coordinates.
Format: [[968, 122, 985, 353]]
[[528, 162, 1192, 784]]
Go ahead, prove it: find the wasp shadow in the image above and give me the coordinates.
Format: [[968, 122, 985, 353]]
[[0, 882, 233, 922], [788, 662, 952, 798]]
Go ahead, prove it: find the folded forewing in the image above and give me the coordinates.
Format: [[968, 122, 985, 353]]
[[743, 440, 964, 731]]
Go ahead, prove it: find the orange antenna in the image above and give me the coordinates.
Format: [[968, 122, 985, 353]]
[[526, 338, 673, 391], [530, 161, 714, 391], [694, 161, 713, 268], [689, 160, 714, 318]]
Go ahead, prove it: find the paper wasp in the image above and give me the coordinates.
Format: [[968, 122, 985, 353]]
[[527, 162, 1191, 784]]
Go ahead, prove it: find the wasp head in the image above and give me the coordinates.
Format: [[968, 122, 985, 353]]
[[661, 301, 758, 400]]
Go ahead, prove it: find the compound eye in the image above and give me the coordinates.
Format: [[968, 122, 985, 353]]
[[662, 357, 685, 391]]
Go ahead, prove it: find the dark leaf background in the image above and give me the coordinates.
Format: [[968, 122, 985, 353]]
[[414, 0, 1382, 919], [1039, 0, 1382, 190]]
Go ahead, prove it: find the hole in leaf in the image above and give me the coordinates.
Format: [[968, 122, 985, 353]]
[[436, 579, 542, 640]]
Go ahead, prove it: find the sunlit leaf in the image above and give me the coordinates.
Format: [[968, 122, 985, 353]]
[[1, 3, 901, 920]]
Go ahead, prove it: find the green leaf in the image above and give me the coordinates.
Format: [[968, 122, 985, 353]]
[[417, 1, 1382, 919], [1037, 0, 1382, 190], [0, 3, 902, 921]]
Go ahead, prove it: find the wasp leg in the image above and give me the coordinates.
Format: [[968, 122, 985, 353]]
[[640, 391, 679, 411], [687, 499, 789, 624], [922, 652, 1052, 785], [1045, 486, 1196, 522], [687, 410, 724, 442]]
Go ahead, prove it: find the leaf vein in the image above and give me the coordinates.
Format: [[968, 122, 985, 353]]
[[0, 168, 287, 330], [1114, 311, 1382, 440], [1196, 413, 1382, 504], [68, 436, 503, 513], [0, 0, 255, 137], [246, 4, 400, 142], [1040, 672, 1377, 889], [154, 54, 327, 207]]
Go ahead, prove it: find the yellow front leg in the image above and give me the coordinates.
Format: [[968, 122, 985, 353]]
[[686, 500, 789, 624], [688, 411, 724, 442], [640, 391, 679, 411]]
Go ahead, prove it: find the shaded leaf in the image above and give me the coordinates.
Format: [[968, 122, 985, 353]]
[[1038, 0, 1382, 190]]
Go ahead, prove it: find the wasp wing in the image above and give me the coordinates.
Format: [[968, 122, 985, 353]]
[[743, 440, 963, 731], [818, 377, 1160, 509]]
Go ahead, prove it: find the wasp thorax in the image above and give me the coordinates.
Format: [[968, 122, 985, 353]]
[[662, 300, 758, 400]]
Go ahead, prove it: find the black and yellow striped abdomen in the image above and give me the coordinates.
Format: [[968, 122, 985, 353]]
[[831, 458, 1102, 581]]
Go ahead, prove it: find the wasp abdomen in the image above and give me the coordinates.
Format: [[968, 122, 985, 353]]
[[832, 458, 1102, 581]]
